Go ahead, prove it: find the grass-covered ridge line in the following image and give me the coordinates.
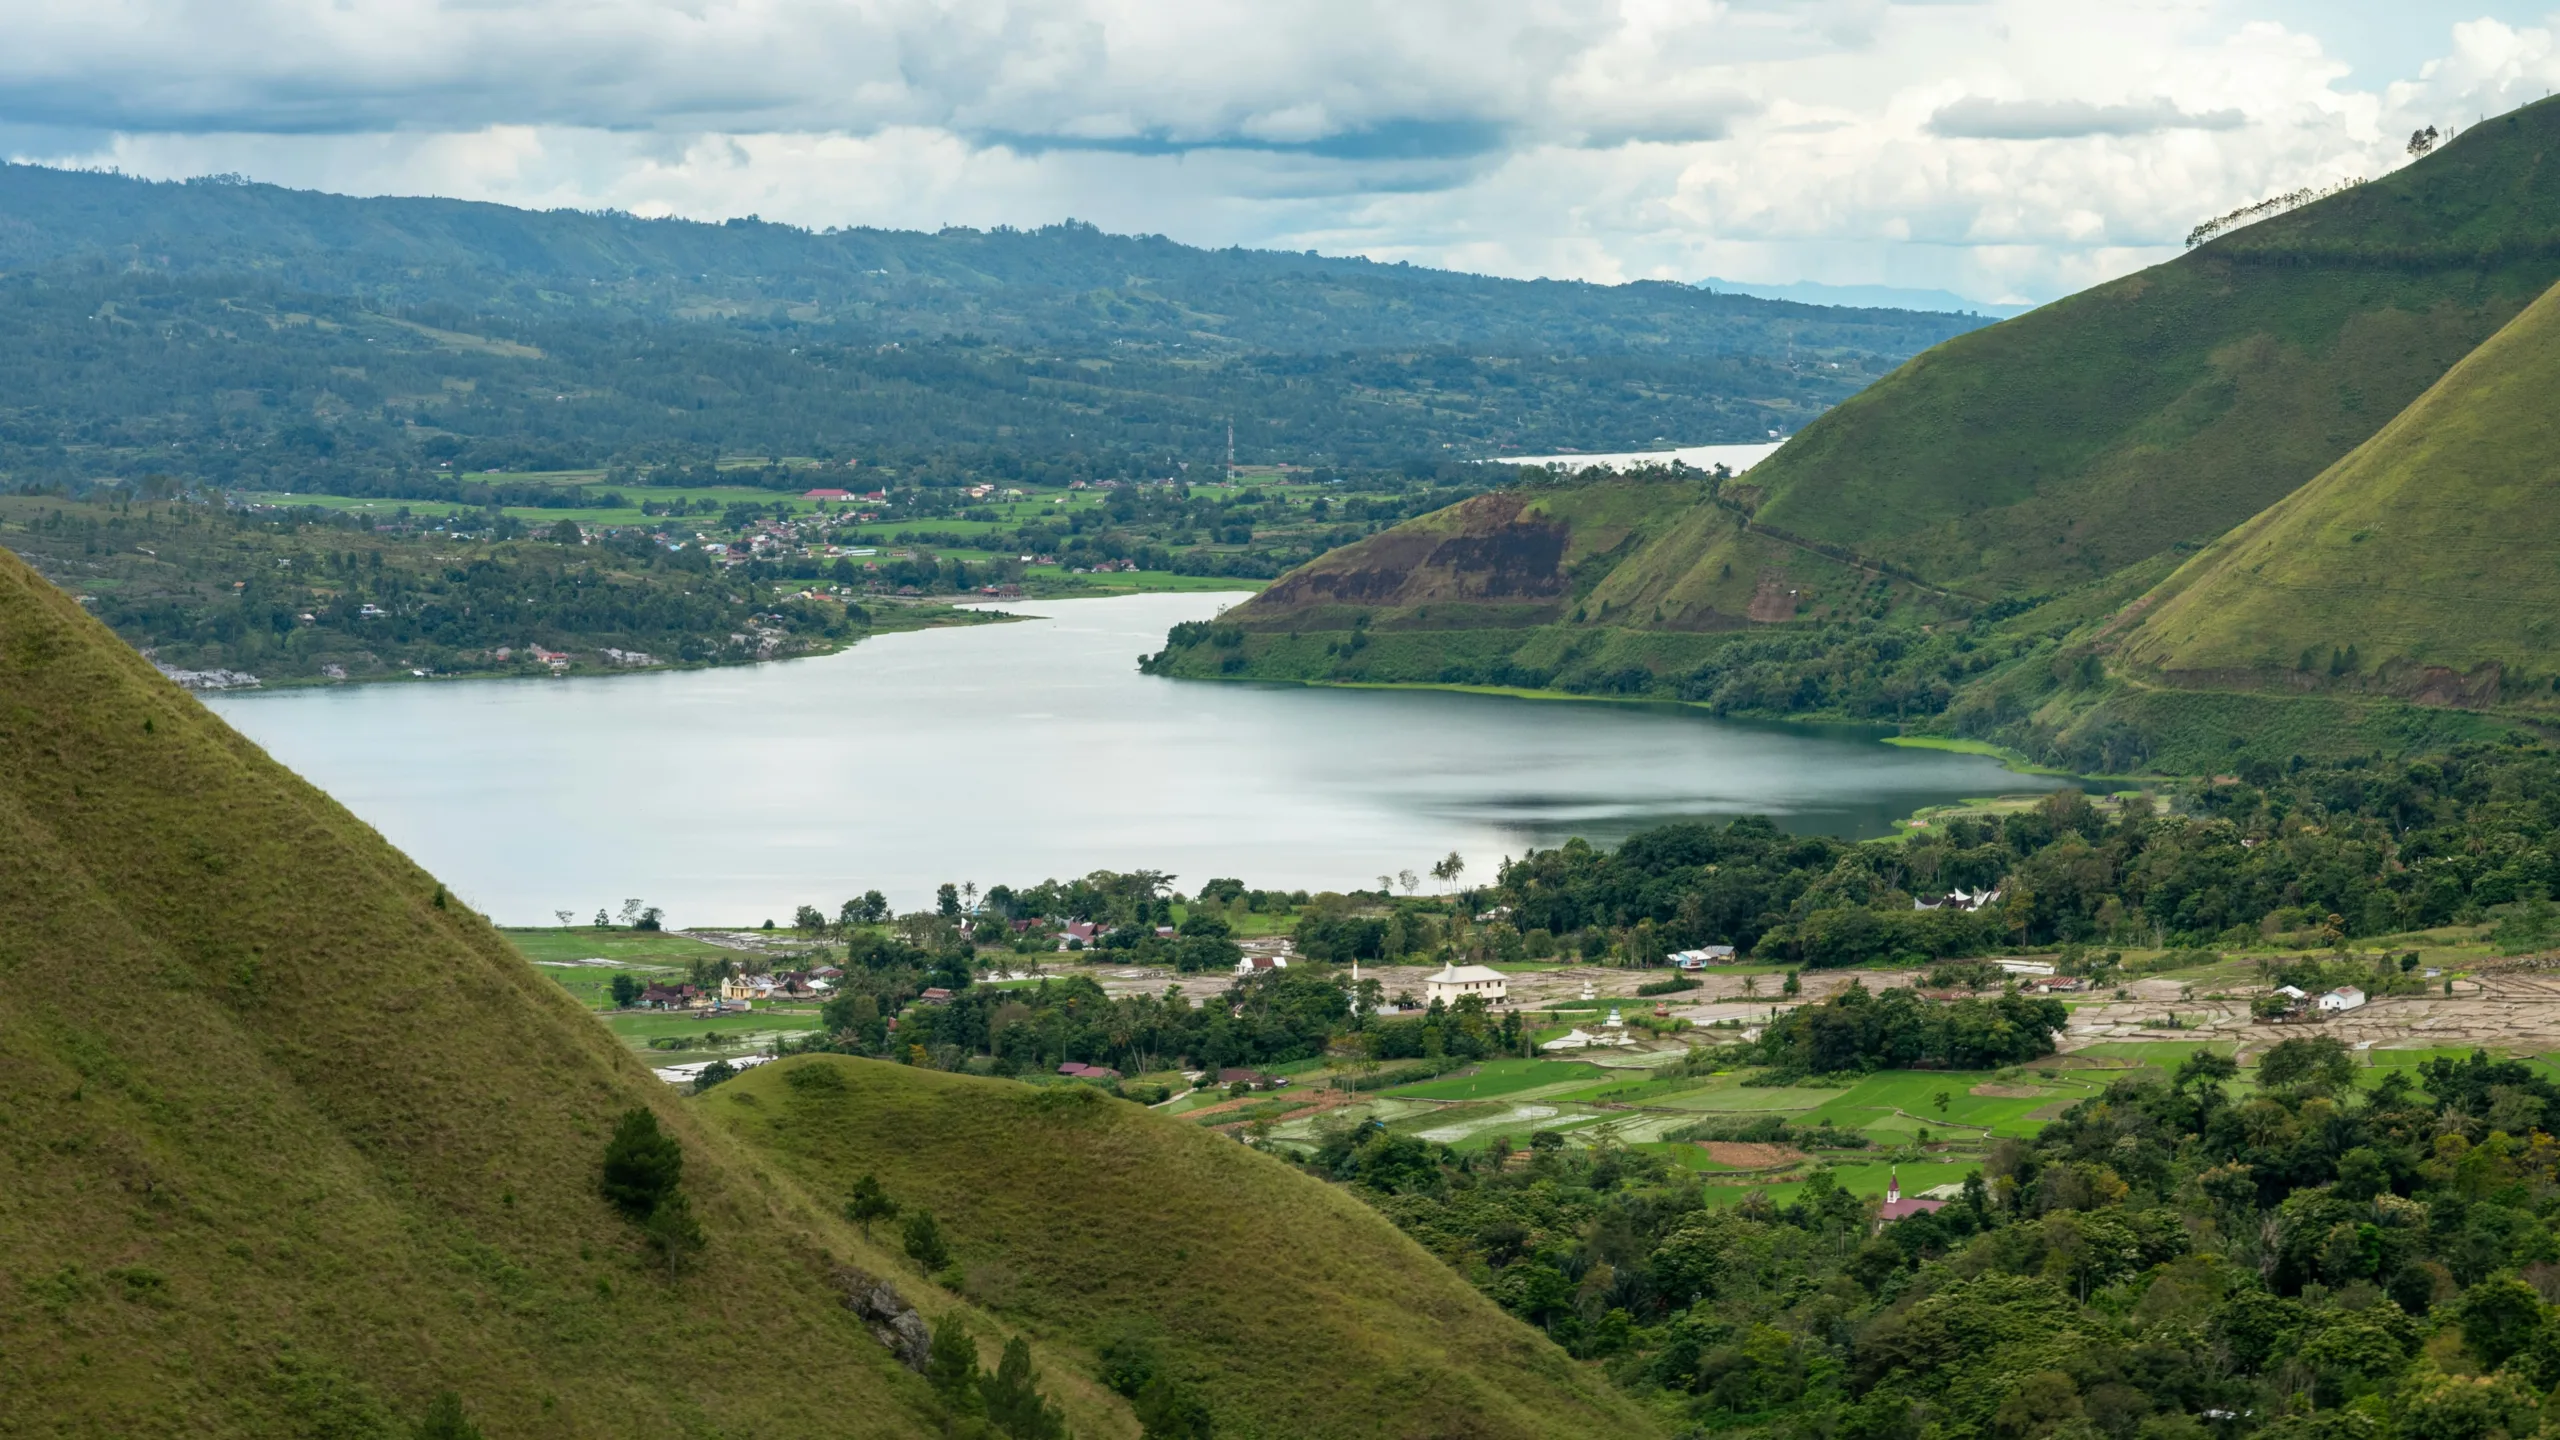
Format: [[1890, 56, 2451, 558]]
[[704, 1057, 1661, 1440], [2114, 274, 2560, 702], [0, 542, 1658, 1438], [1742, 92, 2560, 599], [0, 543, 945, 1436], [1150, 97, 2560, 772]]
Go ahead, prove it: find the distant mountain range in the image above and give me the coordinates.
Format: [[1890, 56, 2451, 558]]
[[1699, 277, 2036, 318], [0, 165, 1987, 488], [1152, 95, 2560, 773]]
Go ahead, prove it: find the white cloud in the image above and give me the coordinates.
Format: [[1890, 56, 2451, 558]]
[[4, 0, 2555, 304], [1926, 98, 2246, 140]]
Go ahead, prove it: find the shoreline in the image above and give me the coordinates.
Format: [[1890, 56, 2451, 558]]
[[1156, 670, 2128, 833]]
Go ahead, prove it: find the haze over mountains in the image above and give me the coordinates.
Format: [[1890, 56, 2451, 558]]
[[0, 164, 1984, 489], [1698, 278, 2034, 319], [1154, 96, 2560, 773]]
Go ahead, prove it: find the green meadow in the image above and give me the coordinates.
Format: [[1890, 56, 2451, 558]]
[[1382, 1058, 1608, 1100]]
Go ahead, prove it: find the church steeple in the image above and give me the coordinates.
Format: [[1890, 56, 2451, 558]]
[[1887, 1167, 1901, 1204]]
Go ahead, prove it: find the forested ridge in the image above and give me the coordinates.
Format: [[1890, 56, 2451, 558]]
[[1321, 1032, 2560, 1440], [0, 164, 1984, 494], [0, 494, 869, 681]]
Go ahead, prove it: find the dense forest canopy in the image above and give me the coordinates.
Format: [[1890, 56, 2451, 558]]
[[1317, 1031, 2560, 1440]]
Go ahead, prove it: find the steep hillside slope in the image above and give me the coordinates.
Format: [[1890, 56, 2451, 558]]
[[0, 548, 955, 1436], [1739, 95, 2560, 598], [0, 543, 1651, 1436], [1146, 472, 1970, 698], [1155, 99, 2560, 765], [703, 1056, 1662, 1440], [2114, 274, 2560, 702]]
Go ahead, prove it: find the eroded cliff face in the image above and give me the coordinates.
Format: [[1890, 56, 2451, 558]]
[[1248, 493, 1572, 615]]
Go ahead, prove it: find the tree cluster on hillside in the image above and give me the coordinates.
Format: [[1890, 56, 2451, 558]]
[[836, 969, 1355, 1079], [1754, 983, 2069, 1077], [1493, 745, 2560, 962], [1309, 1035, 2560, 1440], [0, 496, 854, 680]]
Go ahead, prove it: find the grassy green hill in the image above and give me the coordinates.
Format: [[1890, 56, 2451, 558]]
[[1144, 472, 1970, 696], [2113, 274, 2560, 703], [1741, 94, 2560, 599], [0, 542, 1651, 1437], [703, 1057, 1663, 1440], [0, 546, 956, 1436], [1155, 98, 2560, 768]]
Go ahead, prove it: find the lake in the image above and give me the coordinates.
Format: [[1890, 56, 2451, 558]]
[[206, 591, 2058, 926], [1487, 441, 1784, 473]]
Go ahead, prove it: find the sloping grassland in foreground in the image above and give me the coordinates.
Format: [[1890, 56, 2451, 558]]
[[705, 1057, 1659, 1440], [0, 545, 1655, 1440]]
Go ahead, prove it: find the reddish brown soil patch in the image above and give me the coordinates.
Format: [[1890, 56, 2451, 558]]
[[1745, 573, 1800, 623], [1192, 1087, 1362, 1127], [1701, 1141, 1807, 1168]]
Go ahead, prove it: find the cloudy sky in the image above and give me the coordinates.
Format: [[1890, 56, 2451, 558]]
[[6, 1, 2558, 304]]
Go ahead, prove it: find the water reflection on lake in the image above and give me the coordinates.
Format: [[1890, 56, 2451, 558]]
[[206, 592, 2060, 925]]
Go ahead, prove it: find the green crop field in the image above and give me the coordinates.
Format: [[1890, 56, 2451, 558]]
[[1541, 1070, 1726, 1106], [605, 1009, 823, 1052], [507, 926, 745, 965], [1652, 1081, 1848, 1113], [1382, 1058, 1609, 1100], [239, 483, 817, 528]]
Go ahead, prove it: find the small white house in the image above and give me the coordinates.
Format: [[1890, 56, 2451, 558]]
[[2275, 985, 2308, 1000], [2318, 986, 2368, 1012], [1233, 954, 1289, 978], [1425, 963, 1508, 1007]]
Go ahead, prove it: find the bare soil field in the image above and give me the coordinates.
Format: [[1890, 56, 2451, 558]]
[[1700, 1141, 1806, 1168]]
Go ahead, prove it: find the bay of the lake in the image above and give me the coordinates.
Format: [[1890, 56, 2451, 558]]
[[205, 591, 2060, 926]]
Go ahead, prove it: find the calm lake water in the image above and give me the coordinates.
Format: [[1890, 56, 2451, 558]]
[[206, 591, 2058, 926]]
